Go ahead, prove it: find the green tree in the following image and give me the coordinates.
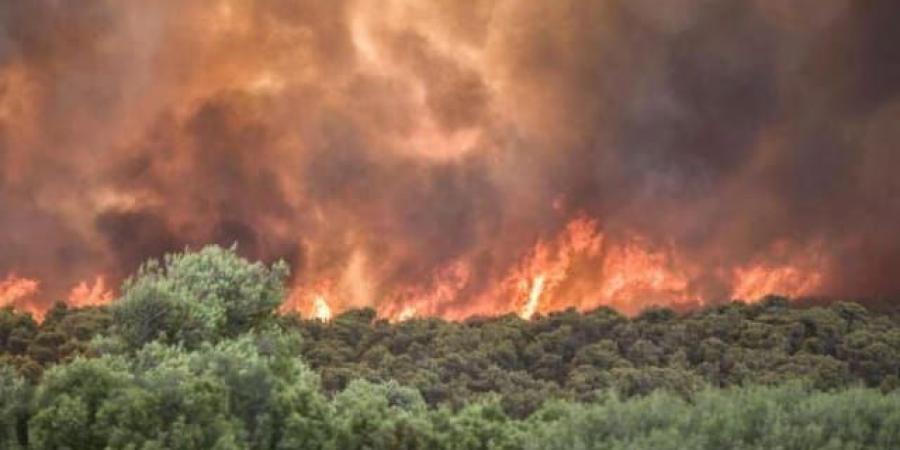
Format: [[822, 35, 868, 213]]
[[29, 356, 132, 449], [431, 400, 524, 450], [111, 245, 289, 350], [329, 380, 434, 450], [30, 331, 331, 450], [0, 363, 29, 449]]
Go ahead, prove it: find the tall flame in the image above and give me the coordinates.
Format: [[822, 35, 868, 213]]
[[280, 215, 826, 321], [312, 295, 333, 321], [5, 214, 826, 322], [68, 276, 115, 308], [519, 275, 546, 319]]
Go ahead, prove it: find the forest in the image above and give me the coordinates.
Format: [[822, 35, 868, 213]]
[[2, 246, 900, 449]]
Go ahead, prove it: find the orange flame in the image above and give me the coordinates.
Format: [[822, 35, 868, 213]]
[[468, 216, 824, 318], [519, 275, 546, 319], [382, 261, 471, 321], [396, 305, 418, 322], [68, 276, 115, 308], [498, 216, 604, 318], [0, 275, 44, 319], [0, 275, 40, 307], [477, 216, 695, 318], [8, 218, 826, 322], [312, 295, 333, 321], [732, 265, 823, 301], [0, 1, 847, 324], [592, 241, 693, 315], [283, 281, 334, 321]]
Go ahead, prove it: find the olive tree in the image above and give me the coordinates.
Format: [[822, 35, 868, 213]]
[[111, 245, 289, 349]]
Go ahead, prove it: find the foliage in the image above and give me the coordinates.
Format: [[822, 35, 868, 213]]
[[524, 384, 900, 450], [0, 304, 111, 381], [0, 363, 30, 449], [27, 330, 327, 450], [111, 245, 288, 349], [291, 297, 900, 416]]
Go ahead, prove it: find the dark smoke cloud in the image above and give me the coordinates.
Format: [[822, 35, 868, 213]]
[[1, 0, 899, 312]]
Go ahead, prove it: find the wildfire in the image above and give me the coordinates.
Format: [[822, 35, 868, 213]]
[[457, 216, 825, 319], [274, 215, 827, 322], [491, 216, 604, 319], [519, 275, 546, 319], [0, 1, 877, 324], [483, 216, 696, 318], [68, 276, 115, 308], [0, 275, 44, 319], [0, 275, 40, 307], [1, 275, 118, 320], [592, 241, 693, 315], [5, 215, 827, 322], [381, 261, 471, 321], [283, 280, 335, 322], [312, 295, 333, 321], [396, 306, 417, 322], [731, 265, 823, 301]]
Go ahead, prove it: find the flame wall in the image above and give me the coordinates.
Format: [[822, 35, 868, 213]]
[[1, 0, 899, 319]]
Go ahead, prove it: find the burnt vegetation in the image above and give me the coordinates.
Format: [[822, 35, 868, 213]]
[[1, 246, 899, 449]]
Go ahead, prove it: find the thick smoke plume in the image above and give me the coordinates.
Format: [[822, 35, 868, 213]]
[[1, 0, 899, 319]]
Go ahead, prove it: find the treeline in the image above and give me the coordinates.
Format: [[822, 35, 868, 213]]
[[1, 246, 899, 449], [293, 296, 900, 416]]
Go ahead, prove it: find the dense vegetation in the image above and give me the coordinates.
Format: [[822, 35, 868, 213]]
[[1, 246, 899, 449]]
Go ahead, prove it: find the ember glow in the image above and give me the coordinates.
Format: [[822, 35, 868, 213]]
[[2, 0, 898, 320]]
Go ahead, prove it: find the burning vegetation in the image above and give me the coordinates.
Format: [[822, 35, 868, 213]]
[[1, 244, 899, 449]]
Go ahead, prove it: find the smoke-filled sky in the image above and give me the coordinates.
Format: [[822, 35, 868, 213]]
[[1, 0, 899, 319]]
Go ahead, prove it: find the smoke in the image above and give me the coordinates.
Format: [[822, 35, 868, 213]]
[[1, 0, 898, 317]]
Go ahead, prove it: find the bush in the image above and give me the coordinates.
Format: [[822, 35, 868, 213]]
[[0, 363, 29, 449], [29, 331, 328, 450], [524, 384, 900, 450], [111, 245, 288, 350]]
